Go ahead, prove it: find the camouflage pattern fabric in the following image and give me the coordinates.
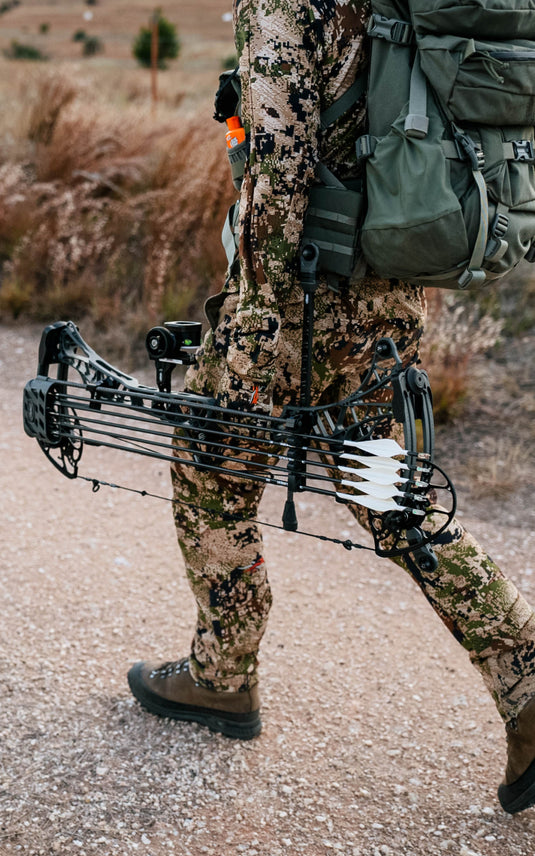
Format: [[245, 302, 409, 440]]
[[171, 0, 535, 723]]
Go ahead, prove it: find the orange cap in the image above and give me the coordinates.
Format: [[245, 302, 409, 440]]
[[225, 116, 245, 148]]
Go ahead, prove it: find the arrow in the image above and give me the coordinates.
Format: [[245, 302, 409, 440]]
[[340, 479, 406, 500], [339, 453, 403, 471], [335, 492, 404, 512], [343, 438, 407, 457], [339, 465, 408, 486]]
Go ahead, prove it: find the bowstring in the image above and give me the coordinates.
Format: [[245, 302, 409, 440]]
[[77, 473, 372, 553]]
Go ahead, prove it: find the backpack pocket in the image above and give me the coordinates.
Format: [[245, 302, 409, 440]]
[[360, 102, 470, 283], [419, 36, 535, 125], [361, 112, 535, 288], [303, 182, 365, 278], [411, 0, 535, 41], [477, 126, 535, 280]]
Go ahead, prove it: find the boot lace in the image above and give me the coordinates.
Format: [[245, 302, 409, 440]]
[[149, 658, 189, 680]]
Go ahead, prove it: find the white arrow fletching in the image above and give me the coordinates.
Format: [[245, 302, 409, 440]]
[[335, 492, 403, 512], [341, 479, 404, 500], [343, 438, 407, 457], [339, 465, 409, 486], [340, 453, 403, 471]]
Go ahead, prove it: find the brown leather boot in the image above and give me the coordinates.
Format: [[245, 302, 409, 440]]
[[498, 695, 535, 813], [127, 658, 261, 740]]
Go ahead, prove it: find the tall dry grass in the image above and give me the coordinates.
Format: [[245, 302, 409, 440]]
[[0, 66, 235, 362], [421, 289, 504, 424]]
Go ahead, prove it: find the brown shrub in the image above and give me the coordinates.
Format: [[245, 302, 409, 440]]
[[421, 289, 503, 424], [0, 69, 236, 360], [24, 72, 78, 146]]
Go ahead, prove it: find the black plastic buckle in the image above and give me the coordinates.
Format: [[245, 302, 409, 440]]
[[355, 134, 376, 161], [367, 13, 413, 45], [455, 132, 485, 171], [492, 212, 509, 240], [512, 140, 535, 163]]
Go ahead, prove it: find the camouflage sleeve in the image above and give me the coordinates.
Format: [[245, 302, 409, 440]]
[[227, 0, 321, 394]]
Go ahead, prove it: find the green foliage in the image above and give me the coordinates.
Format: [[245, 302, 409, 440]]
[[83, 36, 104, 57], [72, 29, 104, 57], [0, 1, 21, 15], [221, 54, 238, 70], [4, 40, 48, 61], [132, 13, 180, 69], [39, 22, 50, 35]]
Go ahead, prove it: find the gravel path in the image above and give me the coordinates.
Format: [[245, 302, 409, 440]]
[[2, 323, 535, 856]]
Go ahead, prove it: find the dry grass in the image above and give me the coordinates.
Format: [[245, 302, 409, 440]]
[[0, 64, 235, 362], [421, 290, 504, 424], [465, 435, 533, 499], [0, 0, 236, 360]]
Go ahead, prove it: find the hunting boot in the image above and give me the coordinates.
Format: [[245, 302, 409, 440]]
[[498, 695, 535, 813], [127, 658, 261, 740]]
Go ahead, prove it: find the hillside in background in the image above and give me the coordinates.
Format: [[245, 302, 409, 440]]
[[0, 0, 236, 105], [0, 0, 234, 58]]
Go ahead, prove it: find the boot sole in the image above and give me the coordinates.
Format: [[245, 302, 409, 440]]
[[498, 758, 535, 814], [127, 668, 261, 741]]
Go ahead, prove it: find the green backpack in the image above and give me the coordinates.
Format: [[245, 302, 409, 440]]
[[355, 0, 535, 289], [216, 1, 535, 290]]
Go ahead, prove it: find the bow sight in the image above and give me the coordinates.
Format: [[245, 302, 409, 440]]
[[146, 321, 202, 393], [22, 245, 456, 572]]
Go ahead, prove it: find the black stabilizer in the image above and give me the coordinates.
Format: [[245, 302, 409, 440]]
[[282, 243, 320, 532]]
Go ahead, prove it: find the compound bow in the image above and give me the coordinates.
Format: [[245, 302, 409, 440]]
[[22, 246, 456, 572]]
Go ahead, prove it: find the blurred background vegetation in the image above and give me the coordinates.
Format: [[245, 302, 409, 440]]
[[0, 0, 237, 365], [0, 0, 534, 432]]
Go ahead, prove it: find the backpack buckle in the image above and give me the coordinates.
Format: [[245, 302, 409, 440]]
[[485, 213, 510, 263], [356, 135, 377, 161], [492, 212, 509, 240], [512, 140, 535, 163], [458, 268, 487, 289], [454, 132, 485, 171], [367, 14, 413, 46]]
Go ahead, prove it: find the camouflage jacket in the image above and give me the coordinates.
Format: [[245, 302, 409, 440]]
[[227, 0, 370, 393]]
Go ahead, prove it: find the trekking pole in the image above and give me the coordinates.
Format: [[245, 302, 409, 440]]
[[282, 242, 320, 530]]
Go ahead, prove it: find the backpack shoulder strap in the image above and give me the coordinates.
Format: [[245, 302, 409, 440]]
[[319, 73, 367, 130]]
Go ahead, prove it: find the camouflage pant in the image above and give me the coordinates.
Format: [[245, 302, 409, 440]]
[[172, 275, 535, 723]]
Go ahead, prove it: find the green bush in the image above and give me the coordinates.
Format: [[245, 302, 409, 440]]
[[0, 1, 21, 15], [222, 54, 238, 70], [73, 30, 87, 42], [5, 40, 48, 61], [83, 36, 104, 57], [132, 13, 180, 69]]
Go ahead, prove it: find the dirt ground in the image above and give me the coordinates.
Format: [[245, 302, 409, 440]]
[[1, 321, 535, 856]]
